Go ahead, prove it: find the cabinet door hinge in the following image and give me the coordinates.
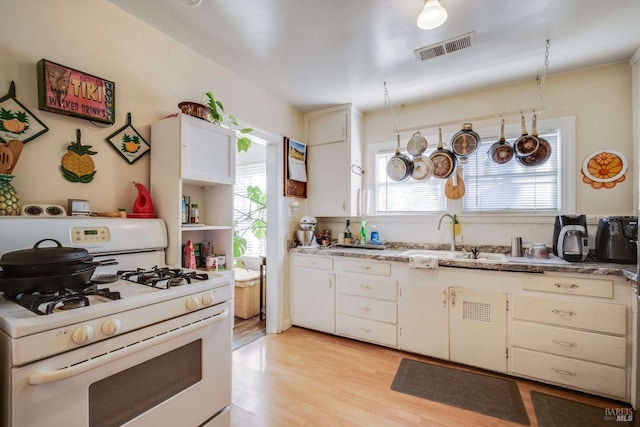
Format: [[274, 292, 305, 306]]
[[506, 347, 509, 359], [399, 326, 402, 336], [506, 299, 509, 311]]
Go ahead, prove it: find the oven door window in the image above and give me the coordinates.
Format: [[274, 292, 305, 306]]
[[89, 340, 202, 427]]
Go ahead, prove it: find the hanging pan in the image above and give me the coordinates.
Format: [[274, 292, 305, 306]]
[[517, 113, 551, 167], [407, 132, 434, 181], [386, 134, 413, 182], [451, 123, 480, 163], [487, 118, 514, 164], [513, 114, 539, 158], [429, 127, 457, 179]]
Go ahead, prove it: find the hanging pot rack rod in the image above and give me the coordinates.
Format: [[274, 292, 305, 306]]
[[395, 105, 545, 136]]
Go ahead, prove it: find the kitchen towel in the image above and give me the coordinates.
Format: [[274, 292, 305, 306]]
[[409, 254, 438, 269]]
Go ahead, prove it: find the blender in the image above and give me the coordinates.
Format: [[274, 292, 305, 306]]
[[296, 216, 319, 248]]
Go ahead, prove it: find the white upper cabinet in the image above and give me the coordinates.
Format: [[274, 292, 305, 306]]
[[305, 105, 363, 217]]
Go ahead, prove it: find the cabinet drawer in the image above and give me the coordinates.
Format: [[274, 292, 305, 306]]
[[522, 274, 613, 299], [512, 348, 626, 398], [336, 275, 397, 301], [337, 294, 397, 323], [336, 314, 396, 347], [512, 294, 626, 335], [292, 255, 334, 270], [512, 320, 626, 367], [342, 260, 391, 276]]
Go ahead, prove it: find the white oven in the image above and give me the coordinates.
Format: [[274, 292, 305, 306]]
[[0, 218, 233, 427]]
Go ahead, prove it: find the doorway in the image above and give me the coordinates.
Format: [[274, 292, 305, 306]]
[[232, 127, 285, 348]]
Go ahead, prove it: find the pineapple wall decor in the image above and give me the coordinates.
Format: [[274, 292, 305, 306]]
[[61, 129, 97, 183], [105, 112, 150, 164], [0, 81, 49, 144]]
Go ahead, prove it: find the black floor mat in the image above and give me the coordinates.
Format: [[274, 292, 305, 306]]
[[391, 358, 530, 425], [531, 391, 634, 427]]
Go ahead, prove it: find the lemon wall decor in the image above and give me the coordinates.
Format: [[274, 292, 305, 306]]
[[105, 112, 150, 164]]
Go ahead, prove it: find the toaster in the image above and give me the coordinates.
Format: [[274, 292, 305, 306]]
[[595, 216, 638, 264]]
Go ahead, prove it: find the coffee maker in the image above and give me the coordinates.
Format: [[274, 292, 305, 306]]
[[553, 215, 589, 262], [295, 216, 319, 248]]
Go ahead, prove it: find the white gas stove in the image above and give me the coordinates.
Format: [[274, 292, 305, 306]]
[[0, 217, 233, 427]]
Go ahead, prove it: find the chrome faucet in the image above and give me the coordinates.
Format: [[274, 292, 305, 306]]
[[436, 213, 456, 251]]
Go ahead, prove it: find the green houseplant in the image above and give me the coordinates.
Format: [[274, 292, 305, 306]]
[[233, 184, 266, 258], [203, 91, 253, 153]]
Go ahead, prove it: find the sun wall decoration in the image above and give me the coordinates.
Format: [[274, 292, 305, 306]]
[[581, 149, 627, 189]]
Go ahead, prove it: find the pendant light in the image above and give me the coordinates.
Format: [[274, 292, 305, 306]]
[[417, 0, 448, 30]]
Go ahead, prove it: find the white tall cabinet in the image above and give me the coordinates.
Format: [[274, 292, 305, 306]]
[[304, 105, 364, 217], [150, 113, 235, 269]]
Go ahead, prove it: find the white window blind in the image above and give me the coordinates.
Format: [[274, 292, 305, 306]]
[[463, 131, 559, 212], [234, 162, 267, 256], [375, 150, 446, 213]]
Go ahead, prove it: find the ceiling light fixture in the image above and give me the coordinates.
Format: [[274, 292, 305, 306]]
[[417, 0, 448, 30]]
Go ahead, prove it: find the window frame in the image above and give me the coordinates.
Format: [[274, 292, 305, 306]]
[[366, 116, 576, 220]]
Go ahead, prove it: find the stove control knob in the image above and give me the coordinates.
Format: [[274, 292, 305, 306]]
[[72, 325, 95, 345], [101, 318, 122, 336], [186, 296, 200, 311], [201, 292, 214, 306]]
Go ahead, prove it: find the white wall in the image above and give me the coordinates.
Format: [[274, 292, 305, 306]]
[[317, 62, 634, 248], [0, 0, 303, 213]]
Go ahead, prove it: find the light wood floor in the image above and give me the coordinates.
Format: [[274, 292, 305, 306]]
[[231, 327, 630, 426]]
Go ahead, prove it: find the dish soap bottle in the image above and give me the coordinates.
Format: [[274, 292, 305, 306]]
[[360, 220, 367, 245]]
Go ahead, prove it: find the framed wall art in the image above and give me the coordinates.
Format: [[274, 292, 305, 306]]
[[37, 59, 115, 125], [0, 81, 49, 144], [105, 112, 150, 164]]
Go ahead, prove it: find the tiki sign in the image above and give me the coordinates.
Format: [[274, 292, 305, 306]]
[[37, 59, 115, 125]]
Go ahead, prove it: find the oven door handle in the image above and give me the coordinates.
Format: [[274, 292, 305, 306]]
[[29, 308, 230, 385]]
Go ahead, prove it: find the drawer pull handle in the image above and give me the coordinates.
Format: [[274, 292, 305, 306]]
[[359, 265, 372, 270], [442, 290, 447, 308], [553, 339, 577, 348], [554, 282, 579, 289], [309, 260, 316, 265], [360, 285, 372, 290], [552, 309, 576, 317], [360, 327, 371, 333], [359, 307, 371, 312], [552, 368, 576, 376]]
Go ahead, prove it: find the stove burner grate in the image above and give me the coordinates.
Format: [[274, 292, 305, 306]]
[[118, 266, 209, 289], [4, 284, 121, 315]]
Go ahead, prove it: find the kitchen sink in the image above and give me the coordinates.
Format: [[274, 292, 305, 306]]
[[400, 249, 508, 262]]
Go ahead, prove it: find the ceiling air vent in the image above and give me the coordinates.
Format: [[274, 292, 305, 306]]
[[414, 32, 476, 61]]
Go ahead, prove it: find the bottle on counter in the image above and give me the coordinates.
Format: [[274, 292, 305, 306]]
[[360, 220, 367, 245], [344, 219, 352, 244], [183, 240, 196, 269], [190, 204, 199, 223]]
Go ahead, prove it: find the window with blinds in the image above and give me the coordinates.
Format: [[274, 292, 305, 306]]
[[462, 131, 559, 212], [373, 128, 561, 214], [234, 162, 267, 256], [375, 151, 446, 212]]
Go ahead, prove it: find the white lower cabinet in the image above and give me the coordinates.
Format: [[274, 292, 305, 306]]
[[335, 261, 397, 347], [511, 277, 631, 400], [449, 287, 507, 372], [290, 255, 335, 334], [397, 282, 449, 360], [398, 283, 507, 372], [289, 255, 634, 402]]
